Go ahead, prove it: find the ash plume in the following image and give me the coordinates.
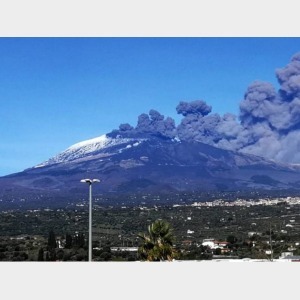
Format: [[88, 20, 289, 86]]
[[135, 109, 176, 138], [115, 51, 300, 164], [236, 52, 300, 163], [115, 109, 176, 138], [176, 100, 212, 116]]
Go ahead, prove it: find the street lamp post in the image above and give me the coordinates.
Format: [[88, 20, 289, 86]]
[[80, 178, 100, 261]]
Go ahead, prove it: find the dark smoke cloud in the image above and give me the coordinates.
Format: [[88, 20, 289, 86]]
[[176, 100, 212, 116], [276, 52, 300, 100], [232, 52, 300, 163], [176, 113, 222, 144], [239, 81, 277, 127], [175, 51, 300, 164], [136, 109, 176, 138], [119, 123, 134, 131], [115, 52, 300, 164], [116, 109, 176, 138]]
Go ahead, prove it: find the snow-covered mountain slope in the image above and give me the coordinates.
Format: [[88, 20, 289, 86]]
[[1, 132, 300, 203], [34, 134, 148, 168]]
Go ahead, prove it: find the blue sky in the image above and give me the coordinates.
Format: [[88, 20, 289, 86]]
[[1, 37, 300, 176]]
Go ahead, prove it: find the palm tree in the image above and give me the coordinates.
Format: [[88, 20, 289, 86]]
[[137, 219, 177, 261]]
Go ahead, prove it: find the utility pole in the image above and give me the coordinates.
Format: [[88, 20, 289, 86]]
[[269, 223, 273, 261], [80, 178, 100, 262]]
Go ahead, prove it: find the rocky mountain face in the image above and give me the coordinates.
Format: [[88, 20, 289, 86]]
[[1, 131, 300, 201]]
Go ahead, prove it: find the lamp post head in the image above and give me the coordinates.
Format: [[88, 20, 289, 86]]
[[80, 178, 100, 184], [92, 179, 100, 183]]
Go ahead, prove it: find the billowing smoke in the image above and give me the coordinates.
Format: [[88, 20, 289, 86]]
[[117, 109, 176, 138], [175, 100, 217, 142], [236, 53, 300, 163], [135, 109, 176, 138], [116, 52, 300, 164], [119, 123, 134, 131], [176, 100, 212, 116], [277, 52, 300, 100]]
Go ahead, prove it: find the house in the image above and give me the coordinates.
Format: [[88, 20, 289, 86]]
[[202, 238, 229, 250], [286, 224, 294, 227], [248, 232, 262, 237], [214, 241, 229, 248], [202, 238, 215, 248], [280, 254, 300, 262], [279, 251, 293, 259], [110, 247, 138, 252]]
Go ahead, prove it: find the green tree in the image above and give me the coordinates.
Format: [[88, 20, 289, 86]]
[[56, 249, 64, 261], [47, 230, 57, 249], [37, 248, 44, 261], [215, 247, 222, 255], [137, 219, 177, 261], [227, 235, 238, 244], [73, 233, 85, 248], [65, 233, 72, 249], [49, 249, 57, 261]]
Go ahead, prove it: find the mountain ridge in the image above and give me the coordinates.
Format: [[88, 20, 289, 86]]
[[1, 131, 300, 204]]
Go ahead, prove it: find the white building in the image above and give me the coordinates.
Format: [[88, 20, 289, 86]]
[[202, 238, 229, 249], [110, 247, 138, 252]]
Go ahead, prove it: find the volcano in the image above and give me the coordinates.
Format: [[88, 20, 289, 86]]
[[1, 130, 300, 205]]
